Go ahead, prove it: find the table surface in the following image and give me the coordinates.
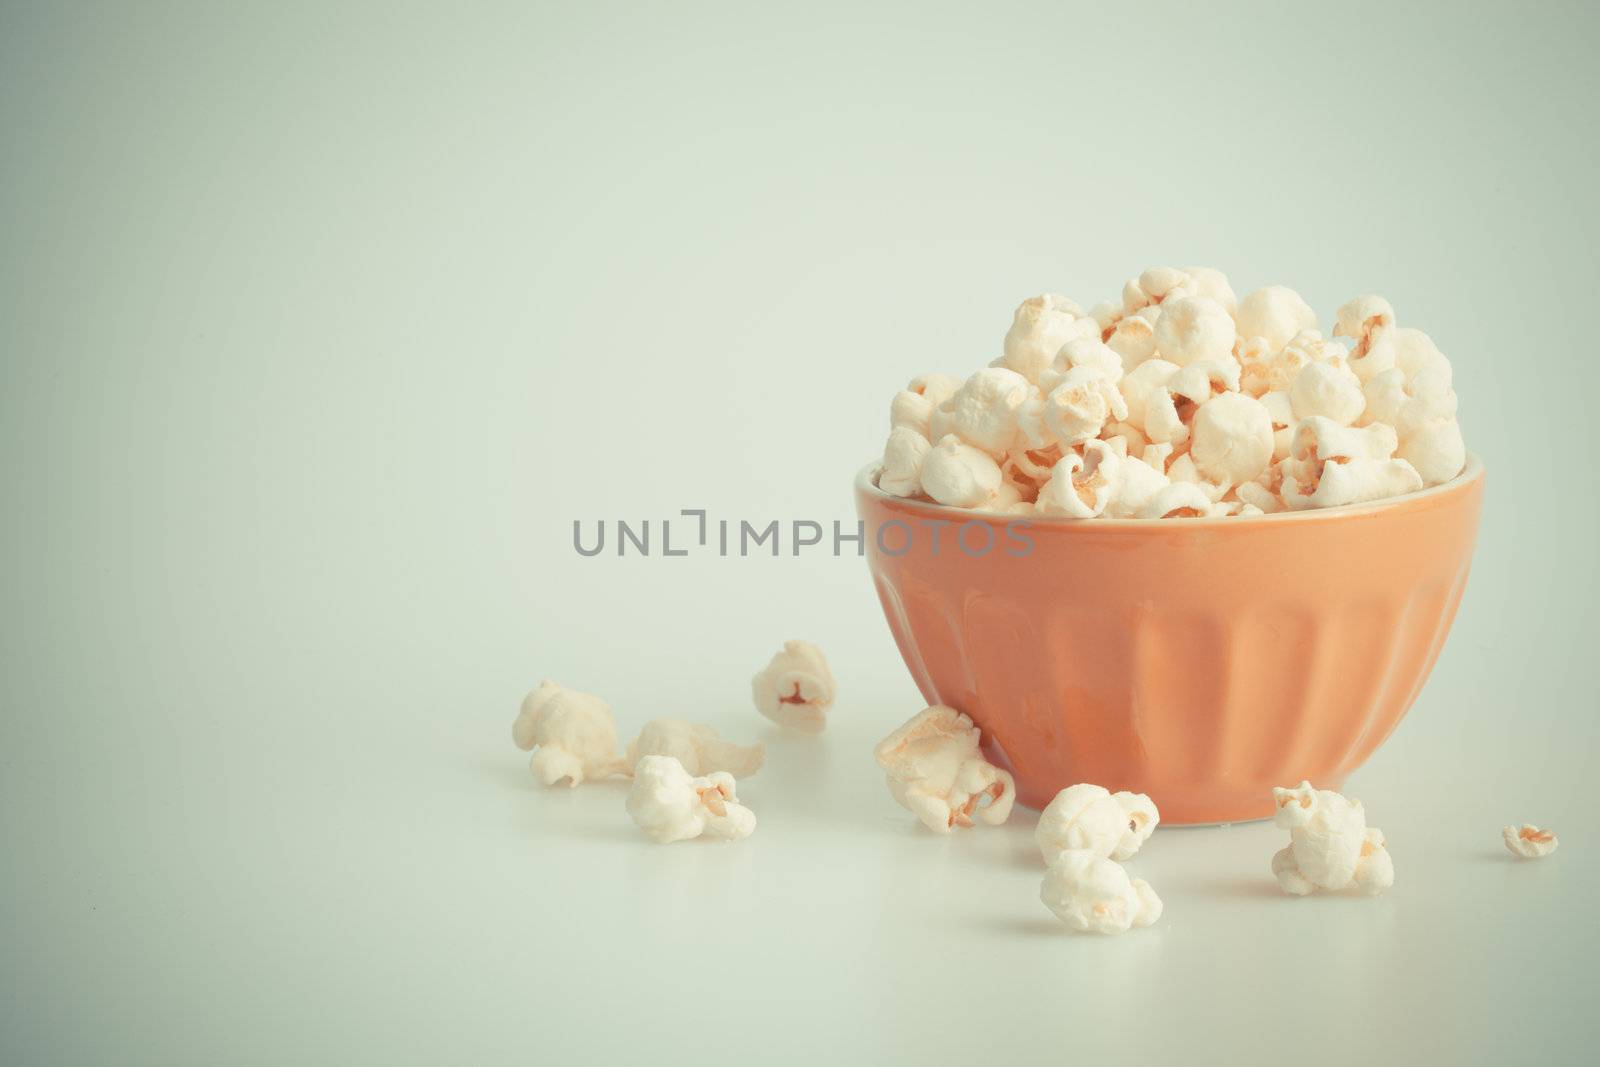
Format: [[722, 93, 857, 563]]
[[4, 625, 1591, 1066]]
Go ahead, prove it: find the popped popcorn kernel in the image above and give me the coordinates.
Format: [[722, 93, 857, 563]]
[[1153, 296, 1237, 367], [626, 755, 756, 844], [889, 389, 934, 439], [931, 367, 1033, 457], [922, 434, 1004, 507], [879, 425, 930, 497], [751, 640, 835, 734], [1037, 441, 1120, 519], [1138, 481, 1216, 519], [512, 680, 630, 787], [1237, 286, 1318, 353], [627, 719, 765, 779], [1502, 824, 1559, 859], [1028, 366, 1125, 448], [1040, 850, 1164, 935], [1397, 415, 1465, 486], [1190, 391, 1275, 486], [1054, 335, 1126, 384], [1181, 266, 1238, 314], [1036, 783, 1159, 865], [999, 294, 1096, 383], [874, 705, 1015, 833], [1106, 312, 1159, 370], [907, 372, 961, 408], [1290, 356, 1366, 426], [1270, 780, 1393, 895], [1334, 295, 1397, 382]]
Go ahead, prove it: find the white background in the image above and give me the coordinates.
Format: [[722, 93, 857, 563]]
[[2, 2, 1596, 1064]]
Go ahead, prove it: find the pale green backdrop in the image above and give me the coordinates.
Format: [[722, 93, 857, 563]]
[[2, 2, 1596, 1064]]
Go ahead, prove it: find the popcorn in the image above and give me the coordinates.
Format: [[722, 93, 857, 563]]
[[908, 372, 961, 408], [1502, 824, 1559, 859], [1334, 295, 1397, 383], [625, 755, 756, 844], [874, 705, 1015, 833], [887, 376, 963, 455], [1362, 366, 1457, 435], [1089, 300, 1123, 335], [889, 390, 934, 439], [930, 367, 1032, 457], [1289, 357, 1366, 426], [1261, 390, 1294, 460], [874, 270, 1467, 519], [1290, 416, 1399, 463], [921, 434, 1004, 507], [1037, 441, 1119, 519], [1182, 266, 1237, 314], [1236, 286, 1318, 353], [1054, 336, 1125, 383], [1040, 850, 1164, 934], [878, 426, 930, 497], [1023, 366, 1127, 448], [1397, 415, 1466, 486], [1190, 392, 1274, 485], [512, 680, 629, 787], [1139, 481, 1216, 519], [1153, 296, 1237, 367], [1123, 266, 1192, 311], [998, 294, 1097, 383], [1165, 452, 1227, 501], [627, 719, 765, 779], [1119, 357, 1181, 435], [1234, 478, 1284, 514], [1334, 295, 1395, 354], [1387, 327, 1452, 382], [1270, 780, 1394, 895], [1170, 357, 1241, 402], [751, 640, 835, 734], [1103, 419, 1148, 457], [983, 479, 1025, 512], [1102, 450, 1170, 518], [1001, 445, 1062, 497], [1281, 416, 1420, 509], [1239, 335, 1310, 398], [1283, 456, 1421, 510], [1106, 310, 1159, 370], [1035, 783, 1159, 865]]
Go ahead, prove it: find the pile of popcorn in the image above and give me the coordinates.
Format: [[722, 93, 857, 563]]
[[513, 638, 1558, 934], [878, 268, 1467, 518]]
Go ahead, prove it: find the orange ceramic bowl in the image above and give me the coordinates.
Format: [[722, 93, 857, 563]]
[[855, 455, 1485, 824]]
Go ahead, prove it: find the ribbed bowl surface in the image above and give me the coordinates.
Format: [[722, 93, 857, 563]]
[[855, 456, 1484, 823]]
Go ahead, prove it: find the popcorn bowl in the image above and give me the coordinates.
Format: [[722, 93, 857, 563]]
[[854, 455, 1484, 824]]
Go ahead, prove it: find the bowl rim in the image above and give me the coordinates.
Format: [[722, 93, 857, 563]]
[[855, 451, 1483, 528]]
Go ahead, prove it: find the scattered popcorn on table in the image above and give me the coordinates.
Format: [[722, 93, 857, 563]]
[[626, 719, 765, 779], [1502, 824, 1559, 859], [1040, 850, 1164, 935], [874, 705, 1015, 833], [625, 755, 756, 844], [512, 680, 630, 787], [1270, 781, 1394, 896], [875, 269, 1467, 518], [751, 640, 835, 733], [1035, 783, 1159, 865]]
